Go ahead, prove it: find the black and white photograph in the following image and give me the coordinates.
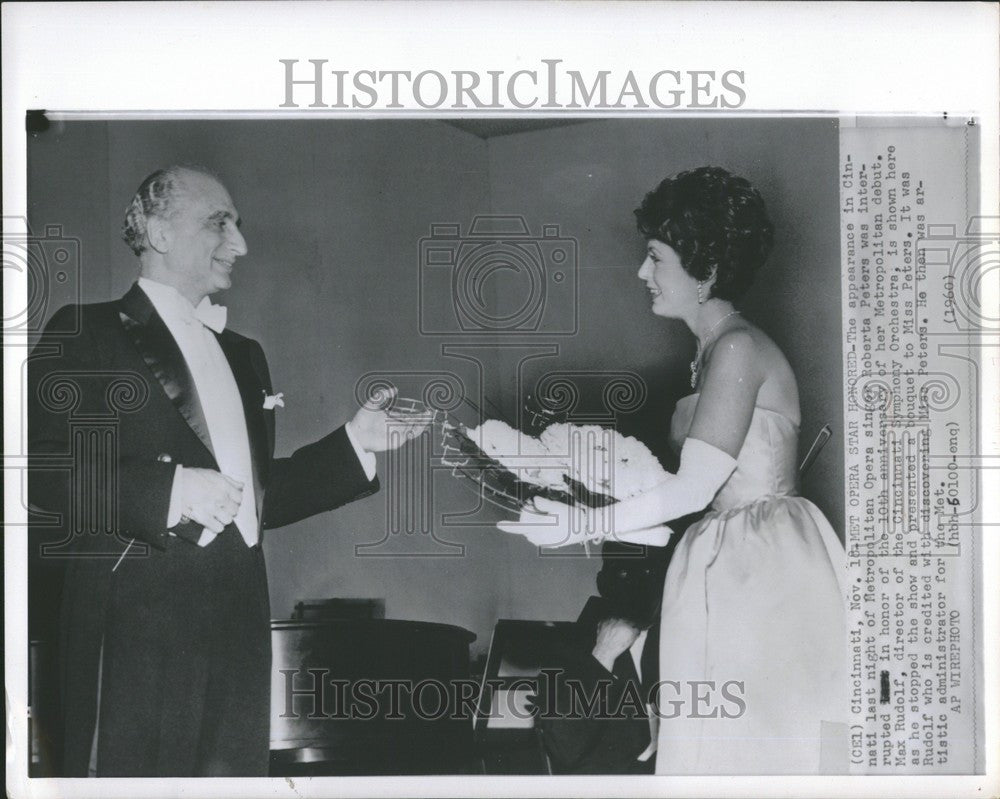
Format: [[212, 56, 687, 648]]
[[23, 115, 848, 779], [4, 3, 997, 798]]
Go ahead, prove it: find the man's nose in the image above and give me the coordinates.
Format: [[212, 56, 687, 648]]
[[229, 227, 248, 256]]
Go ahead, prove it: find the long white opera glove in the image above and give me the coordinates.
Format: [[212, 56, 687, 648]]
[[498, 438, 736, 548], [608, 437, 737, 535]]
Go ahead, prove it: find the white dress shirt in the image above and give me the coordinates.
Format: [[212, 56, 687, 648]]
[[137, 278, 375, 547]]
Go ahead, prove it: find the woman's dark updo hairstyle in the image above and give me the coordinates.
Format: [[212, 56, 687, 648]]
[[634, 166, 774, 302]]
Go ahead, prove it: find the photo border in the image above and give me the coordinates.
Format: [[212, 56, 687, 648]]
[[3, 3, 997, 798]]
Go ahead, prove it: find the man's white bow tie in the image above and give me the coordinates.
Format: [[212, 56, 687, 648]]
[[192, 297, 227, 333]]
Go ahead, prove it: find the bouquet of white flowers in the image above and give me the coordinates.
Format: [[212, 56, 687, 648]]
[[446, 416, 667, 512]]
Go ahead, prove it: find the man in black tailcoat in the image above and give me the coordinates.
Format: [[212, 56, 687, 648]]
[[28, 166, 429, 776]]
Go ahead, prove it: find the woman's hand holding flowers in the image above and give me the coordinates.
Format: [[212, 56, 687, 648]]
[[497, 496, 606, 548]]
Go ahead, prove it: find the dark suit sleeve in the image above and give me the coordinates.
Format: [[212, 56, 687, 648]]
[[536, 652, 618, 771], [536, 649, 650, 774], [28, 305, 176, 551], [261, 425, 379, 530], [241, 337, 379, 530]]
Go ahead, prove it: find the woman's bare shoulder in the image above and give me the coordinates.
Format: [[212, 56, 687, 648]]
[[707, 320, 766, 371], [715, 322, 800, 420]]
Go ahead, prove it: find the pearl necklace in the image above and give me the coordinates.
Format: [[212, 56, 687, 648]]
[[690, 310, 741, 388]]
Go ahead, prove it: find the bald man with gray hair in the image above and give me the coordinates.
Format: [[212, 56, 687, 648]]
[[28, 166, 429, 776]]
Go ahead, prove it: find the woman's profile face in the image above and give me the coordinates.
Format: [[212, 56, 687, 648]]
[[637, 239, 698, 318]]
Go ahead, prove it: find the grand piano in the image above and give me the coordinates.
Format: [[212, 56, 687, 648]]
[[270, 614, 477, 776]]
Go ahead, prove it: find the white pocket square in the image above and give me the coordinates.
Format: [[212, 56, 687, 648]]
[[262, 391, 285, 409]]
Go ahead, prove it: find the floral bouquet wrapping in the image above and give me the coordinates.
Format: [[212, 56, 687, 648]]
[[440, 412, 668, 513]]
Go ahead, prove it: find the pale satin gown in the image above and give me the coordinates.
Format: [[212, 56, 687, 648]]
[[655, 393, 848, 775]]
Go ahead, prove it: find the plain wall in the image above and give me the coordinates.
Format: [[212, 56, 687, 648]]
[[27, 117, 842, 656]]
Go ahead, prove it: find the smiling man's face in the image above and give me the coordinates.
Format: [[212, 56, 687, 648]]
[[162, 170, 247, 303]]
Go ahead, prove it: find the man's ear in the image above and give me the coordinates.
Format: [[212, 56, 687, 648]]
[[145, 215, 172, 254]]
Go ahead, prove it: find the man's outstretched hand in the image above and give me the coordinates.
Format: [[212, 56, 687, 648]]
[[347, 387, 435, 452]]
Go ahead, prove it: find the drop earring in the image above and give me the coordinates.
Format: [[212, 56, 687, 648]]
[[697, 281, 705, 305]]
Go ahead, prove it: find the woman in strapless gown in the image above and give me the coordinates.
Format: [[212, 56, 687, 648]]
[[500, 166, 847, 774], [655, 394, 847, 775]]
